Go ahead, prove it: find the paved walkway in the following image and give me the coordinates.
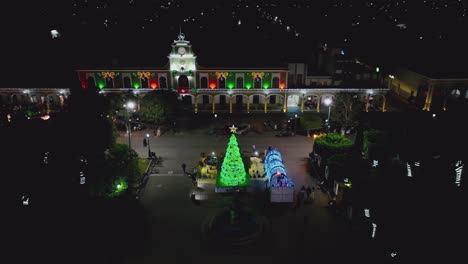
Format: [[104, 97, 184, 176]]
[[116, 123, 366, 264]]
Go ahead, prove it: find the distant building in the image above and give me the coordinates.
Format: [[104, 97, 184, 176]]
[[387, 68, 468, 111], [1, 34, 389, 114]]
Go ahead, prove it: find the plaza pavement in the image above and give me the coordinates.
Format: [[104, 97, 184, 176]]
[[115, 118, 369, 264]]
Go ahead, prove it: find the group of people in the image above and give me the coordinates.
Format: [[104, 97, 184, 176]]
[[297, 185, 315, 206]]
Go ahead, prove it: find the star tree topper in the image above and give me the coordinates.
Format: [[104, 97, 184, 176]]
[[229, 125, 238, 133]]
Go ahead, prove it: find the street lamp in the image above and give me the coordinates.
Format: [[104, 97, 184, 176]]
[[123, 101, 136, 148], [324, 98, 332, 130], [146, 133, 151, 159], [294, 114, 298, 136]]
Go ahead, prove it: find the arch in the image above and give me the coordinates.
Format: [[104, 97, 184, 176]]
[[235, 95, 243, 104], [141, 77, 149, 88], [236, 77, 244, 88], [202, 94, 210, 104], [105, 77, 114, 88], [272, 77, 280, 88], [181, 95, 192, 105], [218, 76, 226, 89], [159, 76, 167, 88], [123, 77, 131, 88], [269, 95, 276, 104], [304, 95, 319, 110], [12, 94, 18, 105], [253, 95, 260, 104], [287, 94, 300, 107], [464, 89, 468, 99], [178, 75, 189, 88], [87, 77, 96, 89], [254, 76, 262, 88], [219, 94, 227, 105], [200, 77, 208, 88]]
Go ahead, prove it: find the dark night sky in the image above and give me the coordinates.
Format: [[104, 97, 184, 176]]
[[3, 0, 468, 86]]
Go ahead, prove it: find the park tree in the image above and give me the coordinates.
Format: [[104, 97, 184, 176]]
[[87, 143, 141, 198], [217, 133, 250, 187], [139, 90, 179, 125], [330, 92, 364, 130]]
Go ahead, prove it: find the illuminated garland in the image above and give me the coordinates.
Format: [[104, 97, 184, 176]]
[[99, 72, 118, 78], [251, 72, 265, 78], [137, 72, 151, 79], [215, 72, 229, 79]]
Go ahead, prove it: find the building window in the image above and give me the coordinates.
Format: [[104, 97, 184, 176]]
[[297, 74, 303, 86], [200, 77, 208, 88], [272, 77, 280, 88], [178, 75, 189, 88], [124, 77, 131, 88], [254, 76, 261, 88], [159, 77, 167, 88], [105, 77, 114, 88], [218, 77, 226, 88], [236, 77, 243, 88], [87, 77, 96, 89], [141, 77, 149, 88]]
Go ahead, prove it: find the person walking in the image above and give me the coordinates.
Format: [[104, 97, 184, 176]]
[[143, 138, 147, 147], [305, 185, 312, 201], [181, 163, 187, 174]]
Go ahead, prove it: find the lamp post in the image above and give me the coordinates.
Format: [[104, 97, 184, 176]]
[[324, 98, 332, 130], [294, 114, 298, 136], [123, 101, 136, 149], [146, 133, 151, 159]]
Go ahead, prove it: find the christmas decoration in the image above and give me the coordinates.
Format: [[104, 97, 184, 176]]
[[137, 72, 151, 79], [217, 134, 250, 187]]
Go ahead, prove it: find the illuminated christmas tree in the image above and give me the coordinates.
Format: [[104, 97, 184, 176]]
[[217, 132, 250, 187]]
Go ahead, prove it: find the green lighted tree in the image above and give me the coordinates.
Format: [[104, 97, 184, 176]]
[[217, 134, 250, 187]]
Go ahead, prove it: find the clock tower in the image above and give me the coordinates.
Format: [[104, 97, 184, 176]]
[[168, 32, 197, 90]]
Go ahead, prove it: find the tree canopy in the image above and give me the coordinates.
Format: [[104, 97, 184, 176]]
[[139, 90, 179, 124], [330, 92, 364, 129]]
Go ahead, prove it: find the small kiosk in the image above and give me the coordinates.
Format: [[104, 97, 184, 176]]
[[264, 149, 294, 202]]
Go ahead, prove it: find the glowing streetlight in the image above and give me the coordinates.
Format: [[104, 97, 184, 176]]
[[123, 101, 136, 148], [146, 133, 152, 159], [294, 114, 298, 136], [324, 98, 332, 129]]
